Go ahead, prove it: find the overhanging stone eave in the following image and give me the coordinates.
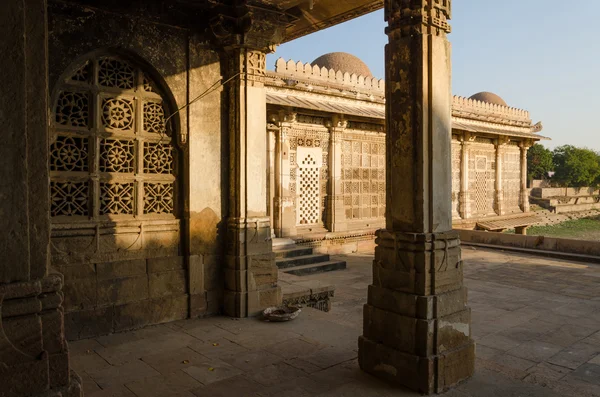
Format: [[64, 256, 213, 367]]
[[282, 0, 383, 42]]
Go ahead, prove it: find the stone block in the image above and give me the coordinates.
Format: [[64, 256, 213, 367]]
[[147, 256, 185, 273], [49, 351, 70, 389], [190, 293, 207, 318], [0, 354, 50, 397], [4, 314, 43, 357], [63, 278, 97, 311], [113, 295, 188, 333], [148, 270, 186, 298], [40, 291, 64, 311], [362, 304, 420, 355], [367, 284, 418, 318], [41, 309, 65, 354], [203, 254, 223, 292], [2, 296, 42, 317], [56, 264, 96, 281], [97, 275, 148, 305], [65, 308, 113, 340], [436, 309, 472, 354], [436, 341, 475, 393], [96, 259, 146, 280], [224, 268, 246, 293], [189, 255, 204, 295]]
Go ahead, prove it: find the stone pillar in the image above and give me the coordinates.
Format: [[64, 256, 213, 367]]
[[326, 115, 348, 232], [520, 141, 531, 213], [0, 0, 82, 395], [271, 111, 297, 238], [495, 138, 506, 216], [459, 133, 472, 219], [358, 1, 475, 394]]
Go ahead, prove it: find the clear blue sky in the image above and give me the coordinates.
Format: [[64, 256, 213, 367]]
[[267, 1, 600, 151]]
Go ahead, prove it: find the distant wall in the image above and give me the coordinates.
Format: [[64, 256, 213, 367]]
[[458, 229, 600, 257]]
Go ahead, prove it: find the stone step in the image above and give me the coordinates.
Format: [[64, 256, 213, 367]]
[[276, 253, 330, 269], [282, 260, 347, 276], [273, 246, 314, 259]]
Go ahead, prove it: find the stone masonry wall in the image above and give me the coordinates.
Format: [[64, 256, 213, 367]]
[[48, 1, 226, 339]]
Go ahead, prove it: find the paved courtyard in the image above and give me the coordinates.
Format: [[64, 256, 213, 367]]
[[71, 247, 600, 397]]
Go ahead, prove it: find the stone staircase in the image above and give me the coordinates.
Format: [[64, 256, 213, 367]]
[[273, 243, 346, 276]]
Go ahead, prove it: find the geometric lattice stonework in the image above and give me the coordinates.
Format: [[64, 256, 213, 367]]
[[100, 182, 135, 215], [52, 55, 177, 221], [50, 135, 89, 172], [55, 91, 89, 128], [102, 98, 134, 130], [144, 182, 174, 214], [143, 101, 166, 134], [50, 181, 89, 217], [99, 139, 135, 173], [297, 153, 320, 225], [98, 58, 135, 89], [143, 142, 173, 174]]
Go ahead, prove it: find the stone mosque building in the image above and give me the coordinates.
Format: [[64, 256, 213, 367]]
[[266, 52, 547, 249], [0, 1, 551, 395]]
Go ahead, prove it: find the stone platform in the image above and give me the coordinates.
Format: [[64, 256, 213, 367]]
[[71, 247, 600, 397]]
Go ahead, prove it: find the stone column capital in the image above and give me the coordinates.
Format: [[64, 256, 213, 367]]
[[385, 0, 452, 37]]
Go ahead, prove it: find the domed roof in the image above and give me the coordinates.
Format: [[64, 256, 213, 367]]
[[311, 52, 373, 77], [469, 92, 508, 107]]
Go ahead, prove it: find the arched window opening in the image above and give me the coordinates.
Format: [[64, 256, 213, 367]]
[[50, 55, 177, 221]]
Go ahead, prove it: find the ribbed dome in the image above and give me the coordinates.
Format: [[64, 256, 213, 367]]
[[311, 52, 373, 77], [469, 92, 508, 107]]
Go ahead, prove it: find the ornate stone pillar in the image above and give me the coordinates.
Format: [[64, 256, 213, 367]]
[[271, 111, 297, 238], [358, 1, 475, 394], [212, 7, 286, 317], [520, 141, 531, 213], [459, 133, 472, 219], [495, 138, 507, 216], [326, 115, 348, 232], [0, 0, 82, 395]]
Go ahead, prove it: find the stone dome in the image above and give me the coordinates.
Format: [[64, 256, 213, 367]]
[[469, 92, 508, 107], [311, 52, 373, 77]]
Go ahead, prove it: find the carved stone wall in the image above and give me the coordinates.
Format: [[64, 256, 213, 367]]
[[341, 130, 386, 222], [469, 138, 497, 217], [503, 143, 522, 212], [50, 53, 188, 340], [451, 137, 462, 219]]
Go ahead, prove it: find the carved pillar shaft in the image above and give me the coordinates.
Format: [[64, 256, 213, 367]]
[[459, 135, 471, 219], [495, 141, 505, 216], [223, 47, 280, 317], [0, 0, 82, 395], [327, 116, 348, 232], [359, 1, 475, 394], [520, 143, 530, 212]]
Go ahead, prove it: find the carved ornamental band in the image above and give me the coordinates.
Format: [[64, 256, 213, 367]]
[[385, 0, 452, 37]]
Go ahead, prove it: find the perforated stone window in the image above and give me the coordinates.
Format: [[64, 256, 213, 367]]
[[297, 150, 321, 225], [50, 55, 176, 220]]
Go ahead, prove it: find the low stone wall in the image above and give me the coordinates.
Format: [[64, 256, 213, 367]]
[[531, 187, 599, 198], [295, 230, 376, 255], [458, 229, 600, 257]]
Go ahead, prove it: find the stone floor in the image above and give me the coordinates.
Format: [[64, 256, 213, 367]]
[[71, 246, 600, 397]]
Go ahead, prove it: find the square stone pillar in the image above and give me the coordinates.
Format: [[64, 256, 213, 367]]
[[520, 141, 531, 213], [271, 111, 298, 238], [495, 139, 506, 216], [458, 133, 472, 220], [326, 116, 348, 232], [358, 1, 475, 394], [0, 0, 81, 395], [222, 47, 281, 317]]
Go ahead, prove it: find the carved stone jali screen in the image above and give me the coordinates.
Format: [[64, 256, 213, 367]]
[[50, 56, 176, 221], [469, 138, 496, 216], [288, 117, 329, 227], [341, 131, 385, 221], [451, 137, 462, 219]]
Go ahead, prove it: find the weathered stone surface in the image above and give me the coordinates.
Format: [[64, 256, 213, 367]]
[[65, 308, 114, 340], [97, 276, 149, 306], [149, 270, 186, 298], [96, 259, 147, 280], [147, 257, 185, 274], [113, 295, 188, 332]]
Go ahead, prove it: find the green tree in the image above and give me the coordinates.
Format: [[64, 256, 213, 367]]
[[552, 145, 600, 187], [527, 143, 553, 182]]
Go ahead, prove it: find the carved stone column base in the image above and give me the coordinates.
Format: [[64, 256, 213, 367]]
[[359, 230, 475, 394], [224, 217, 281, 317], [0, 275, 82, 397], [496, 190, 505, 216], [520, 191, 530, 213], [458, 192, 471, 220]]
